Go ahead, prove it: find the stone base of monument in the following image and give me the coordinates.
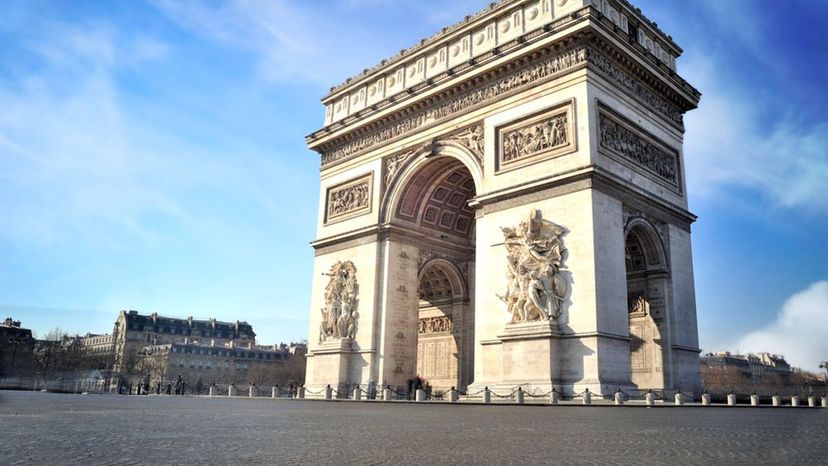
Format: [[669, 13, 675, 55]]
[[470, 321, 563, 397], [304, 338, 355, 398]]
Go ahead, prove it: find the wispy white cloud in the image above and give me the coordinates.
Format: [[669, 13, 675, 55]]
[[733, 281, 828, 372], [682, 52, 828, 217], [146, 0, 488, 87]]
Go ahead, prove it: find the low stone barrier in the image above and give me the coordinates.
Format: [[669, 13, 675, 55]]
[[614, 390, 624, 406], [808, 396, 816, 407], [515, 388, 524, 405], [674, 392, 684, 406], [483, 387, 491, 404], [352, 386, 361, 401], [750, 395, 759, 406], [727, 394, 736, 406], [550, 389, 559, 405], [702, 393, 711, 406], [415, 389, 427, 402], [791, 396, 800, 407], [772, 395, 781, 407], [822, 396, 827, 408], [228, 385, 237, 397], [449, 388, 459, 403], [645, 391, 655, 406]]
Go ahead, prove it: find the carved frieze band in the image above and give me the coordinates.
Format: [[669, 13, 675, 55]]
[[320, 43, 685, 168], [586, 50, 682, 126], [598, 104, 680, 190], [496, 100, 575, 172], [324, 173, 373, 224], [321, 47, 588, 167], [418, 316, 452, 335]]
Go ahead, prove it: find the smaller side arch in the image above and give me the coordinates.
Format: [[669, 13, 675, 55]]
[[417, 258, 467, 301], [624, 217, 667, 272]]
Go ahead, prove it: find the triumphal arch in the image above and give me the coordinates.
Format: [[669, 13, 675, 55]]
[[304, 0, 702, 397]]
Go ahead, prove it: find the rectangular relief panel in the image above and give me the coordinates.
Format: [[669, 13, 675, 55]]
[[324, 172, 373, 224], [495, 99, 576, 173], [597, 102, 681, 193]]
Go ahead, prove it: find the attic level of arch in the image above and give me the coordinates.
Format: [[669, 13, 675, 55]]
[[307, 9, 700, 164]]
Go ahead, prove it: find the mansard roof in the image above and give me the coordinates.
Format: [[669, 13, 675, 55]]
[[121, 310, 256, 337]]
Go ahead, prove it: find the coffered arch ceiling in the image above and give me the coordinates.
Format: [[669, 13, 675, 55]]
[[394, 158, 476, 241]]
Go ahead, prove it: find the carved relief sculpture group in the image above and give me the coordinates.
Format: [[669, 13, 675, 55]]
[[598, 111, 678, 185], [418, 316, 453, 335], [319, 261, 359, 343], [498, 209, 568, 323], [502, 113, 568, 165], [326, 176, 372, 222]]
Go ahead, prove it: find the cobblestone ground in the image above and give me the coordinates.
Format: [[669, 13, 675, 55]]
[[1, 390, 826, 465]]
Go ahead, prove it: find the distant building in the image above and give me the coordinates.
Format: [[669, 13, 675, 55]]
[[701, 351, 824, 396], [112, 310, 256, 373], [79, 333, 115, 356], [140, 341, 293, 390], [0, 318, 35, 377]]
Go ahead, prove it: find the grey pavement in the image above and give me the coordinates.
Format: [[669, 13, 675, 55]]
[[1, 390, 826, 465]]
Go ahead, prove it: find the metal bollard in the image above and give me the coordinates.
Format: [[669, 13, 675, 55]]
[[791, 396, 800, 407], [550, 389, 559, 405], [415, 389, 427, 402], [383, 386, 392, 401], [352, 385, 362, 401], [228, 385, 237, 397], [583, 388, 591, 405], [822, 396, 827, 408], [516, 388, 524, 405], [772, 395, 781, 406], [675, 392, 684, 406], [645, 391, 655, 406], [483, 387, 491, 404], [209, 386, 216, 397], [750, 394, 760, 406], [324, 385, 332, 400], [449, 387, 459, 403], [614, 390, 624, 406], [298, 386, 305, 399], [702, 393, 711, 406], [808, 396, 816, 407], [727, 394, 736, 406]]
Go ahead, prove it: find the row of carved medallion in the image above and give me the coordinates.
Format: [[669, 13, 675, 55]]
[[318, 40, 687, 168]]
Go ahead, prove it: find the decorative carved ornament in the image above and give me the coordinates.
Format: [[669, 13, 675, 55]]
[[452, 124, 484, 162], [598, 104, 680, 190], [498, 209, 568, 323], [325, 173, 373, 224], [418, 316, 452, 335], [319, 261, 358, 343], [496, 101, 575, 172], [383, 150, 415, 189]]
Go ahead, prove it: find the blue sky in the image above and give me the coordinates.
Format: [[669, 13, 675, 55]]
[[1, 0, 826, 371]]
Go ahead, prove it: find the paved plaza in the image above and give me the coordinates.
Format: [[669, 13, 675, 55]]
[[1, 390, 826, 465]]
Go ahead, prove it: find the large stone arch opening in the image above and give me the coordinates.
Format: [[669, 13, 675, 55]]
[[625, 219, 670, 390], [387, 152, 477, 393]]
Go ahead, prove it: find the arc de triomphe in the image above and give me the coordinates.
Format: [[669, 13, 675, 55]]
[[304, 0, 702, 397]]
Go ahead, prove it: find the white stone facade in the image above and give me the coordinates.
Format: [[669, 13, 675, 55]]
[[304, 0, 702, 397]]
